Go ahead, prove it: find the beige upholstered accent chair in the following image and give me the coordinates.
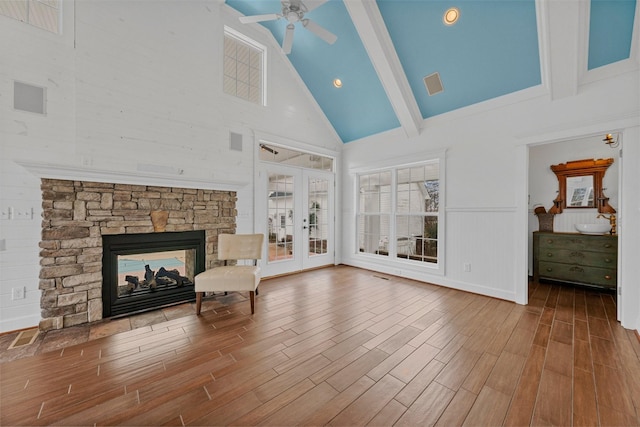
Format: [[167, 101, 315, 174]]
[[194, 233, 264, 315]]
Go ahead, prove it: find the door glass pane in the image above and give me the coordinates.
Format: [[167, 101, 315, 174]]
[[308, 177, 329, 256], [268, 173, 294, 262]]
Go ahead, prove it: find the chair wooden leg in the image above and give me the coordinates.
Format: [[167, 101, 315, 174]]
[[249, 291, 255, 314], [196, 291, 202, 315]]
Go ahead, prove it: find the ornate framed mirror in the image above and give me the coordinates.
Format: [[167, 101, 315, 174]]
[[549, 158, 615, 214]]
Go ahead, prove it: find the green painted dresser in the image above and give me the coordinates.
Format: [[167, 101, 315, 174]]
[[533, 231, 617, 290]]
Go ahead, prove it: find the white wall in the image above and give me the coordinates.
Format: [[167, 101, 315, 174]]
[[0, 0, 341, 332], [341, 67, 640, 330], [618, 127, 640, 332]]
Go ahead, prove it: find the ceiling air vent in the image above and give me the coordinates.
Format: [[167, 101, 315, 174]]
[[423, 72, 444, 96]]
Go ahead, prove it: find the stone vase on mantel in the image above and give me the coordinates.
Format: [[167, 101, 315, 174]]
[[150, 210, 169, 232]]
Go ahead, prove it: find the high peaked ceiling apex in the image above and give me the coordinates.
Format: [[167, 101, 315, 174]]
[[225, 0, 638, 143]]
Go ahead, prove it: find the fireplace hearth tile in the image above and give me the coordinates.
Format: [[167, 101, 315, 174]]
[[162, 303, 197, 321], [0, 331, 44, 362], [88, 318, 132, 340], [36, 325, 90, 354], [1, 301, 205, 363], [197, 292, 250, 315], [130, 310, 169, 330]]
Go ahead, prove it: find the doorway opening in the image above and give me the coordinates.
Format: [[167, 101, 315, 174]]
[[527, 132, 621, 318], [257, 142, 336, 278]]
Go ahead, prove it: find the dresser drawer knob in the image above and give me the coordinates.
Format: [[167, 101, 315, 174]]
[[546, 253, 553, 257], [546, 239, 553, 244], [546, 268, 553, 272], [603, 244, 612, 248], [605, 258, 612, 263], [605, 275, 612, 280]]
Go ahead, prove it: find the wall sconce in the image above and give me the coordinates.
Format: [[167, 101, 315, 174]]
[[603, 133, 619, 148]]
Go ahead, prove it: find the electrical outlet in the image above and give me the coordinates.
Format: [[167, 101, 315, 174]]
[[12, 287, 26, 300], [15, 208, 34, 220], [463, 262, 471, 272]]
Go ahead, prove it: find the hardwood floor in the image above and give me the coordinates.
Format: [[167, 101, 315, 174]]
[[1, 265, 639, 426]]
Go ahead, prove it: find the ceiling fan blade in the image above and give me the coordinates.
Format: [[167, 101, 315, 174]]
[[239, 13, 280, 24], [303, 0, 327, 13], [302, 19, 337, 45], [282, 24, 295, 54]]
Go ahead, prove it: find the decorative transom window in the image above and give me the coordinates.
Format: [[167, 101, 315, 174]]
[[357, 159, 442, 268], [223, 27, 266, 105], [258, 142, 334, 172], [0, 0, 60, 34]]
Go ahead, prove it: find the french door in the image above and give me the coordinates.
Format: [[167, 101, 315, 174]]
[[257, 164, 334, 277]]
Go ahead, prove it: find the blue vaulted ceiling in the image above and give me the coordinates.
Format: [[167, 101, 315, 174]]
[[225, 0, 638, 143]]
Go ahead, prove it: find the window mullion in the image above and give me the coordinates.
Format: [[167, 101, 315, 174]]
[[390, 169, 398, 258]]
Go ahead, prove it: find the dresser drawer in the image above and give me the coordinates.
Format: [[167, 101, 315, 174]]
[[538, 261, 616, 288], [538, 249, 617, 269], [538, 234, 616, 253]]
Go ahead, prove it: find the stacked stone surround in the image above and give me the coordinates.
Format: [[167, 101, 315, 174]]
[[39, 178, 236, 331]]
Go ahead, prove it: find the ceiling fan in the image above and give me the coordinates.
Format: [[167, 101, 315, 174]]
[[238, 0, 337, 54]]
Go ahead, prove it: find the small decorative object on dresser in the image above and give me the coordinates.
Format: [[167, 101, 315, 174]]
[[533, 231, 617, 290], [533, 205, 555, 232]]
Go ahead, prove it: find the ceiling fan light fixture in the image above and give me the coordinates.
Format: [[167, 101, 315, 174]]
[[444, 7, 460, 25], [239, 0, 336, 55]]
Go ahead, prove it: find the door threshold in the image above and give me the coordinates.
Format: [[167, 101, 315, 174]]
[[262, 264, 336, 280]]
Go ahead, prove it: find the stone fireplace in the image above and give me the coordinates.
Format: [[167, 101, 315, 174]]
[[39, 178, 236, 331]]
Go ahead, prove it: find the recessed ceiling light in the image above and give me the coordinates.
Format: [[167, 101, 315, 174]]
[[333, 78, 342, 88], [444, 7, 459, 25]]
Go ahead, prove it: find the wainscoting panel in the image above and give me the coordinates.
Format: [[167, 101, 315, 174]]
[[446, 207, 518, 300]]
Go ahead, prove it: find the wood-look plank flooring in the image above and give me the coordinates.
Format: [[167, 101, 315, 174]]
[[1, 265, 639, 426]]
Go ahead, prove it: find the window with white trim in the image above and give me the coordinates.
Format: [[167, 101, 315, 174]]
[[0, 0, 60, 34], [357, 160, 441, 266], [358, 170, 392, 257], [223, 27, 265, 105]]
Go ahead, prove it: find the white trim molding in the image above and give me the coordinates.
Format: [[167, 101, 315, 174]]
[[16, 161, 249, 191]]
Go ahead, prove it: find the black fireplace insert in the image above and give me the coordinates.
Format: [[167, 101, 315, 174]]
[[102, 230, 205, 317]]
